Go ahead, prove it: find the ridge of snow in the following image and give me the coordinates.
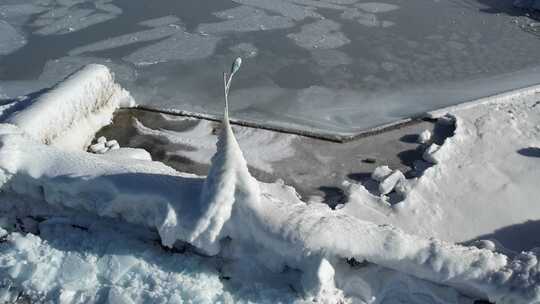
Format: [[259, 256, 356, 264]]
[[6, 64, 135, 150]]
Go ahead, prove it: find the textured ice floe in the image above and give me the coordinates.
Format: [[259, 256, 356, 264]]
[[138, 15, 181, 28], [288, 19, 350, 49], [68, 26, 182, 56], [0, 21, 26, 56], [355, 2, 399, 13], [232, 0, 321, 20], [199, 6, 294, 34], [124, 32, 221, 66]]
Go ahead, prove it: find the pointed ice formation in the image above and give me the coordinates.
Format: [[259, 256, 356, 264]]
[[189, 58, 260, 255]]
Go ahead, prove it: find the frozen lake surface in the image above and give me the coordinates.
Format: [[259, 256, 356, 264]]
[[1, 0, 540, 135]]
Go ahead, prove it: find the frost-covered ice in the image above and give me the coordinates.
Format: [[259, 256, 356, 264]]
[[132, 116, 295, 173], [123, 32, 221, 66], [1, 0, 540, 135], [288, 19, 350, 49]]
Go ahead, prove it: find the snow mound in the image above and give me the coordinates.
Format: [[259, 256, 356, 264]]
[[6, 64, 135, 150]]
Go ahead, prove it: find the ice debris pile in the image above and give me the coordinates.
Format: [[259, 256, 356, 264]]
[[89, 136, 119, 154], [0, 64, 540, 303]]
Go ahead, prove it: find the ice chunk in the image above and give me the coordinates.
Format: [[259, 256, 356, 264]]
[[371, 165, 392, 181], [105, 139, 118, 148], [97, 136, 106, 144], [378, 169, 405, 195], [418, 129, 432, 144], [89, 142, 106, 153]]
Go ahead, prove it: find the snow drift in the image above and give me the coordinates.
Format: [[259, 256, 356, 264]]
[[6, 64, 135, 150], [0, 64, 540, 303]]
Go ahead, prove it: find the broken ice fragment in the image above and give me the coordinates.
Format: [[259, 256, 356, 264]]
[[378, 169, 405, 195], [418, 129, 432, 144], [371, 165, 392, 181]]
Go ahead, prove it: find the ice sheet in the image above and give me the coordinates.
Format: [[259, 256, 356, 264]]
[[0, 0, 540, 135]]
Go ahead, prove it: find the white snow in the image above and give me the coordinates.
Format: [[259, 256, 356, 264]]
[[6, 64, 134, 150], [0, 64, 540, 302], [344, 88, 540, 254]]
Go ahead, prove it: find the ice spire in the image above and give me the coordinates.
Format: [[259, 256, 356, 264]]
[[189, 58, 260, 255]]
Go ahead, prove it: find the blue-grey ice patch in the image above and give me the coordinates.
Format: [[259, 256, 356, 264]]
[[288, 19, 350, 49], [124, 32, 221, 66], [199, 6, 294, 34], [0, 21, 26, 56], [138, 15, 181, 28], [233, 0, 321, 20], [69, 26, 182, 56]]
